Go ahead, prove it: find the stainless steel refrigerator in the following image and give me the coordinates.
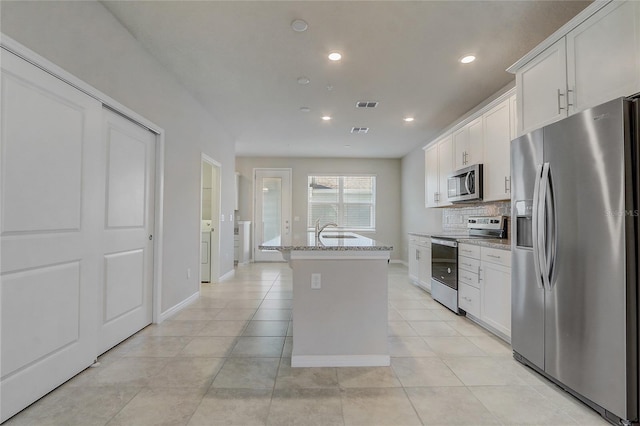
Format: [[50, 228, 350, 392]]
[[511, 97, 639, 425]]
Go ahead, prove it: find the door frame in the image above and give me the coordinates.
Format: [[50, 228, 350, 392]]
[[253, 168, 292, 262], [200, 154, 222, 282], [1, 34, 166, 325]]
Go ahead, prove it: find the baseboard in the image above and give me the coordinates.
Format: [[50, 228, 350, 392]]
[[390, 259, 406, 265], [291, 354, 390, 367], [219, 268, 235, 282], [158, 291, 199, 323]]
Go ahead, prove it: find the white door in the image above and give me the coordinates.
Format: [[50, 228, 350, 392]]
[[98, 110, 155, 354], [424, 145, 439, 207], [482, 99, 511, 201], [437, 135, 453, 207], [1, 50, 102, 421], [254, 169, 292, 262]]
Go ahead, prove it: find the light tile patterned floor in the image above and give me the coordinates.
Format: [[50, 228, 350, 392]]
[[5, 263, 608, 425]]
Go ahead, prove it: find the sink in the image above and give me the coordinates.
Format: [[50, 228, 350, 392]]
[[322, 234, 358, 239]]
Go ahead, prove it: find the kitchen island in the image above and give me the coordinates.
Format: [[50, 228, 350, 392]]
[[262, 232, 393, 367]]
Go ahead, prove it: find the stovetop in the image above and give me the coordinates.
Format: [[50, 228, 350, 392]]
[[432, 216, 508, 241]]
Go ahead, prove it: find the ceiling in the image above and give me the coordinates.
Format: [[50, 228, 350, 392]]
[[101, 0, 591, 159]]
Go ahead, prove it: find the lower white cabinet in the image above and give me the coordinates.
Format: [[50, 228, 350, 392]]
[[408, 234, 431, 292], [234, 221, 251, 265], [458, 244, 511, 340]]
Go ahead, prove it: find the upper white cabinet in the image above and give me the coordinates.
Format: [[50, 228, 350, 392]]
[[424, 135, 453, 207], [511, 0, 640, 136], [515, 38, 567, 135], [566, 0, 640, 114], [482, 97, 512, 201], [453, 117, 483, 170], [424, 89, 514, 207]]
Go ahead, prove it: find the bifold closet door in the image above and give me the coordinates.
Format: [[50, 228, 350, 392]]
[[0, 50, 103, 422], [99, 109, 155, 354]]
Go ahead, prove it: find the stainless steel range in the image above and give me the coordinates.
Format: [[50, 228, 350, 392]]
[[430, 216, 507, 313]]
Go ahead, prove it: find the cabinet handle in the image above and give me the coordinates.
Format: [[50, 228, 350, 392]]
[[487, 254, 501, 259], [557, 89, 566, 114], [567, 88, 575, 109]]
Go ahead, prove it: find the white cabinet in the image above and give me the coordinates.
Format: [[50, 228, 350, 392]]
[[482, 97, 512, 201], [513, 1, 640, 136], [458, 244, 511, 340], [453, 117, 483, 170], [458, 244, 481, 317], [201, 231, 211, 282], [566, 0, 640, 115], [516, 38, 568, 135], [424, 135, 453, 207], [408, 235, 431, 292]]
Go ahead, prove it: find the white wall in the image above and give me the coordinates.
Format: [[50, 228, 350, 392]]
[[1, 1, 237, 314], [235, 157, 402, 261], [400, 147, 443, 261]]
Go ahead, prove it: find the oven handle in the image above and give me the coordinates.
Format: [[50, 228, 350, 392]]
[[431, 238, 458, 248]]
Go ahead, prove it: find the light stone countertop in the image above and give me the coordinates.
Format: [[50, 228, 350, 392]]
[[408, 232, 511, 251], [260, 232, 393, 252]]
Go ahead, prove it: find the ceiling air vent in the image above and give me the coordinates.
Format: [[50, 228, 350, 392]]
[[355, 101, 379, 108], [351, 127, 369, 134]]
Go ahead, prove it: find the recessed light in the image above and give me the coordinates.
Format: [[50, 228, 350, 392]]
[[328, 52, 342, 61], [460, 55, 476, 64], [291, 19, 308, 32], [297, 76, 310, 85], [300, 107, 311, 113], [321, 116, 332, 121], [403, 117, 415, 122]]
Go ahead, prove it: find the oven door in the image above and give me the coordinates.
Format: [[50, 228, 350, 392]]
[[431, 238, 458, 290]]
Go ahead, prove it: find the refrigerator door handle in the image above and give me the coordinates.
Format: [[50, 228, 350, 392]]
[[532, 164, 544, 289], [545, 165, 558, 289], [539, 162, 552, 291]]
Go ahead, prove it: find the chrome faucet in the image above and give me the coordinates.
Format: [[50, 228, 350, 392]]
[[315, 219, 338, 239]]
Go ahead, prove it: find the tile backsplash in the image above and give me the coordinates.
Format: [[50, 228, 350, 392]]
[[442, 201, 511, 232]]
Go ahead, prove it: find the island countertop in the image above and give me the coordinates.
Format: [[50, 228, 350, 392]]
[[260, 231, 393, 252]]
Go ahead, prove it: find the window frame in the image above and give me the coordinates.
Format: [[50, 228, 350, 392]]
[[307, 174, 377, 232]]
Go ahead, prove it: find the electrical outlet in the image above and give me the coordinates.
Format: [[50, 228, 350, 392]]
[[311, 273, 321, 289]]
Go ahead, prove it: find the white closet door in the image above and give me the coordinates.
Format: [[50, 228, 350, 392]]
[[0, 50, 102, 422], [99, 109, 155, 354]]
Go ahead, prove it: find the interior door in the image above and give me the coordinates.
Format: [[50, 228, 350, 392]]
[[254, 169, 292, 262], [1, 49, 102, 421], [98, 109, 155, 354]]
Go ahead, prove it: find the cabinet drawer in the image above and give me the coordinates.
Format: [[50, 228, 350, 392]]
[[459, 244, 480, 259], [458, 268, 480, 289], [458, 256, 480, 274], [481, 247, 511, 267], [416, 236, 430, 247], [459, 283, 480, 317]]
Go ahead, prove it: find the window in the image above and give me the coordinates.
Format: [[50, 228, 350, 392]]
[[307, 175, 376, 230]]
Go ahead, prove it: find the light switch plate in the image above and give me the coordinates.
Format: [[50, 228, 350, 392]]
[[311, 273, 321, 289]]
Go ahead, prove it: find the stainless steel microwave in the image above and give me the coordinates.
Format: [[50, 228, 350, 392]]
[[447, 164, 483, 203]]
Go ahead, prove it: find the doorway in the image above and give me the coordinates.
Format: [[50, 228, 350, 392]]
[[201, 155, 221, 282], [253, 168, 292, 262]]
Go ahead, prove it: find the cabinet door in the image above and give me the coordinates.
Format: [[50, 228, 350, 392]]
[[418, 246, 432, 291], [567, 0, 640, 115], [510, 95, 517, 141], [452, 118, 483, 170], [516, 38, 568, 135], [437, 135, 453, 206], [482, 99, 511, 201], [467, 117, 483, 166], [452, 126, 468, 170], [424, 145, 439, 207], [480, 262, 511, 338], [408, 242, 419, 281]]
